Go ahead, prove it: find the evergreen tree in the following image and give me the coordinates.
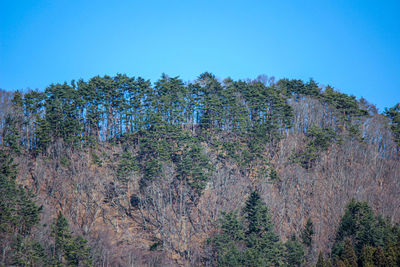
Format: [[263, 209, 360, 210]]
[[360, 245, 375, 267], [285, 235, 305, 267], [302, 217, 314, 247], [209, 191, 285, 267], [316, 251, 325, 267], [333, 199, 376, 257], [51, 212, 92, 266], [373, 247, 386, 267], [0, 150, 44, 266], [340, 238, 357, 267], [329, 200, 400, 266], [209, 211, 245, 267], [384, 103, 400, 154]]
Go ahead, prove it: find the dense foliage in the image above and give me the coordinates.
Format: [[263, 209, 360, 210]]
[[208, 191, 305, 266], [0, 149, 92, 266], [0, 150, 43, 266], [319, 200, 400, 267], [384, 103, 400, 153], [0, 73, 398, 266], [2, 73, 374, 156]]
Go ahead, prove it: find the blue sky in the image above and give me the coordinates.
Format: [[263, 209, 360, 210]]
[[1, 0, 399, 111]]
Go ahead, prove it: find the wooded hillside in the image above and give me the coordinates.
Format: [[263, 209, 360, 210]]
[[0, 73, 399, 266]]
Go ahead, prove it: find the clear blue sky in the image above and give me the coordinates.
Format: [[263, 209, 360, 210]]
[[1, 0, 399, 111]]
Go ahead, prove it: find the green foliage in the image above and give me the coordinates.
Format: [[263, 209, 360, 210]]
[[149, 238, 163, 251], [360, 245, 375, 267], [209, 191, 286, 266], [221, 140, 245, 165], [372, 247, 386, 267], [60, 155, 71, 167], [208, 211, 244, 267], [384, 103, 400, 153], [269, 167, 279, 181], [285, 235, 305, 267], [329, 200, 400, 266], [302, 217, 314, 247], [323, 86, 368, 120], [0, 151, 41, 236], [90, 152, 103, 167], [135, 123, 212, 196], [51, 212, 92, 266], [292, 125, 336, 169], [333, 200, 376, 256], [316, 251, 325, 267], [340, 238, 357, 267], [176, 142, 213, 194], [117, 151, 139, 182], [0, 150, 44, 266], [11, 237, 48, 267], [348, 124, 362, 140], [306, 125, 336, 150], [2, 114, 22, 154]]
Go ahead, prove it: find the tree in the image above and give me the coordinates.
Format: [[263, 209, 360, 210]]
[[208, 211, 245, 267], [373, 247, 386, 267], [302, 217, 314, 247], [333, 200, 376, 257], [340, 238, 357, 267], [285, 235, 305, 267], [0, 150, 43, 266], [316, 251, 325, 267], [360, 245, 375, 267], [209, 191, 285, 267], [330, 200, 400, 266], [51, 212, 92, 266], [384, 103, 400, 153]]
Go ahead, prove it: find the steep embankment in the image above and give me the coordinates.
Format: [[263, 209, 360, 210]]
[[13, 102, 400, 266], [1, 74, 399, 266]]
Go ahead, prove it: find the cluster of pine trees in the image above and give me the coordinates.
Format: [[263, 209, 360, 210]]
[[316, 200, 400, 267], [3, 72, 387, 155], [207, 191, 309, 266], [0, 149, 91, 266], [4, 72, 399, 192], [207, 191, 400, 267], [0, 73, 399, 266]]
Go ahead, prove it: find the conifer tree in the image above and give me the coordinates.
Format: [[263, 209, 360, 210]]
[[285, 235, 305, 267], [316, 251, 325, 267], [0, 150, 43, 266], [360, 245, 375, 267], [51, 212, 92, 266], [209, 191, 285, 267], [341, 238, 357, 267], [302, 217, 314, 247], [373, 247, 386, 267], [384, 103, 400, 154]]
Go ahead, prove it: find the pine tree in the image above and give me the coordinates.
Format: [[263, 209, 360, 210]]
[[209, 211, 245, 267], [0, 150, 43, 266], [316, 251, 325, 267], [242, 191, 285, 266], [209, 191, 285, 267], [302, 217, 314, 247], [360, 245, 375, 267], [373, 247, 386, 267], [384, 103, 400, 154], [51, 212, 92, 266], [285, 235, 305, 267], [341, 238, 357, 267]]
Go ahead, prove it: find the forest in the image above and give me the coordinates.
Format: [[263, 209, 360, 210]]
[[0, 73, 399, 266]]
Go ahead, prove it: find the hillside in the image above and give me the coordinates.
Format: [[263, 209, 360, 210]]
[[0, 73, 399, 266]]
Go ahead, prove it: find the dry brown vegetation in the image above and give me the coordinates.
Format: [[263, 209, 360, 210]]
[[1, 77, 399, 266]]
